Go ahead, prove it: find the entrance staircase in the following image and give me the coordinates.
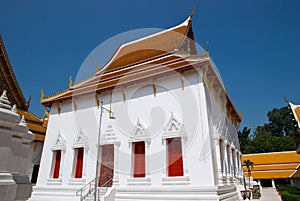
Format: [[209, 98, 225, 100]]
[[76, 177, 115, 201]]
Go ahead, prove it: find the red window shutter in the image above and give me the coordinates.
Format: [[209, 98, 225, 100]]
[[53, 150, 61, 179], [75, 148, 84, 178], [167, 137, 183, 177], [133, 141, 145, 177]]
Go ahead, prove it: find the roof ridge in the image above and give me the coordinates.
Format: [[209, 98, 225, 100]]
[[0, 35, 27, 110]]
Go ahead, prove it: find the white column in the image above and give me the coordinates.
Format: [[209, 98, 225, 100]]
[[223, 141, 229, 183], [145, 141, 151, 178], [271, 179, 275, 188], [60, 149, 66, 180], [113, 143, 120, 186], [216, 139, 224, 185], [220, 140, 227, 183], [228, 145, 233, 183], [181, 137, 189, 176], [162, 140, 167, 177], [232, 148, 237, 180]]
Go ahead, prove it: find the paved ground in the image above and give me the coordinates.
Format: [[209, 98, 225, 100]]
[[241, 187, 281, 201]]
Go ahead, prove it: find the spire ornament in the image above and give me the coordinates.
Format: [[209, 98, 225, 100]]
[[69, 76, 74, 89], [205, 41, 210, 56], [0, 90, 12, 110], [40, 90, 45, 102], [26, 96, 31, 109], [19, 115, 27, 127], [11, 104, 17, 113], [189, 5, 196, 21]]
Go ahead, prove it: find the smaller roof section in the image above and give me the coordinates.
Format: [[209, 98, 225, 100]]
[[288, 102, 300, 129], [242, 151, 300, 179]]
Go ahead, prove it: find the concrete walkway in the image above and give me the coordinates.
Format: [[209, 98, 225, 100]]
[[242, 187, 281, 201]]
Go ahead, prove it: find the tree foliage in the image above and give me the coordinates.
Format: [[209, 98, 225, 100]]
[[239, 106, 295, 154]]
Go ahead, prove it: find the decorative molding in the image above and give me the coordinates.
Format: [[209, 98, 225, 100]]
[[73, 98, 78, 112], [129, 119, 151, 143], [72, 129, 89, 149], [180, 72, 184, 90], [51, 131, 66, 151], [162, 112, 187, 140], [57, 102, 61, 115], [152, 79, 156, 97], [95, 94, 100, 108], [122, 87, 126, 103]]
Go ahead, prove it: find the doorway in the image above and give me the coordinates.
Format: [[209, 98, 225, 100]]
[[99, 144, 114, 187]]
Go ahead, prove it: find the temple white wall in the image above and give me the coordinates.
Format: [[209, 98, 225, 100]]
[[30, 67, 242, 201], [0, 90, 34, 201]]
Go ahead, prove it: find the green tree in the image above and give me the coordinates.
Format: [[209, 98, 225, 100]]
[[267, 106, 293, 137], [238, 127, 252, 154], [238, 106, 296, 154]]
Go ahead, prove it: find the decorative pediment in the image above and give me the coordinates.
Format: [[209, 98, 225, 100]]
[[129, 119, 150, 142], [73, 129, 89, 149], [100, 122, 120, 146], [162, 112, 187, 139], [52, 130, 66, 151]]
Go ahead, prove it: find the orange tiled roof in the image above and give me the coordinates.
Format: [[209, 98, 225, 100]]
[[246, 170, 296, 179], [295, 107, 300, 124], [41, 15, 197, 105], [40, 14, 242, 124], [242, 151, 300, 179]]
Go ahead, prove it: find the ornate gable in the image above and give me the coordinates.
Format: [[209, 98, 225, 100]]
[[162, 112, 187, 139], [72, 129, 89, 149], [52, 131, 66, 151], [129, 119, 150, 142]]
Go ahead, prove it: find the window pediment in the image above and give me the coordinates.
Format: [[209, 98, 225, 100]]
[[162, 112, 187, 139], [129, 119, 150, 142], [52, 131, 66, 151], [73, 129, 89, 149]]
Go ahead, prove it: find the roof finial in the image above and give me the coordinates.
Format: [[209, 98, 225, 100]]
[[205, 40, 210, 56], [40, 90, 45, 102], [284, 97, 289, 104], [69, 76, 74, 89], [26, 96, 31, 109], [189, 5, 196, 21]]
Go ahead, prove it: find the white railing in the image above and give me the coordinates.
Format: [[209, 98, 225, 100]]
[[76, 176, 113, 201], [76, 178, 96, 201]]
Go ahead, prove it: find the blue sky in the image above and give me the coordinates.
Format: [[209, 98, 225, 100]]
[[1, 0, 299, 130]]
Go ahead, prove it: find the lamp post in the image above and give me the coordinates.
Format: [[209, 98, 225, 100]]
[[94, 101, 115, 201]]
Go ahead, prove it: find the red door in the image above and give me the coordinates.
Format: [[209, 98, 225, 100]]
[[167, 137, 183, 177], [133, 141, 145, 177], [99, 144, 114, 187]]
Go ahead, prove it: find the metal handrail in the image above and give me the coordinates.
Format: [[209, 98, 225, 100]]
[[97, 176, 113, 200], [76, 177, 96, 201]]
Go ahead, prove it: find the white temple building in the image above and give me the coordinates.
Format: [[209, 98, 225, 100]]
[[28, 13, 243, 201]]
